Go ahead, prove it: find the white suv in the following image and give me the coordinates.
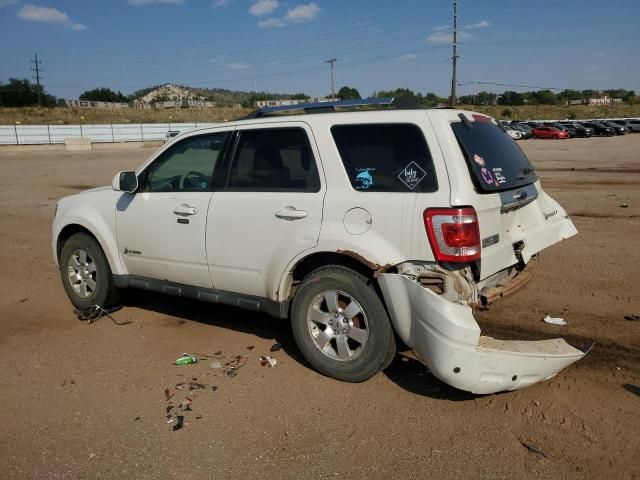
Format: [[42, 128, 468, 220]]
[[52, 99, 585, 394]]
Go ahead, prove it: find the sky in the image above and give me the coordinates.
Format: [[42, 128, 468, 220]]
[[1, 0, 639, 99]]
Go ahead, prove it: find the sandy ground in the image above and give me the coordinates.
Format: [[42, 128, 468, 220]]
[[0, 136, 638, 479]]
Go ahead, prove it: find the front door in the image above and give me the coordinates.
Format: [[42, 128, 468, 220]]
[[207, 123, 325, 298], [116, 130, 231, 288]]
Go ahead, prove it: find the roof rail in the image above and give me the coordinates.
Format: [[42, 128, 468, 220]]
[[240, 97, 395, 119]]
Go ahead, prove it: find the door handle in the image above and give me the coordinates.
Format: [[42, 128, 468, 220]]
[[275, 206, 307, 220], [173, 204, 198, 216]]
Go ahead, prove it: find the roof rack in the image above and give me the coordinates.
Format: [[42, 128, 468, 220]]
[[241, 97, 396, 119]]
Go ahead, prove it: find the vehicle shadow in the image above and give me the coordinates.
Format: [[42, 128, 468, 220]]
[[119, 291, 472, 401], [382, 355, 476, 401], [122, 289, 292, 343], [623, 384, 640, 398]]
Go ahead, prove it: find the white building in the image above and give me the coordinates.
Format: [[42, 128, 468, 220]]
[[64, 99, 129, 109]]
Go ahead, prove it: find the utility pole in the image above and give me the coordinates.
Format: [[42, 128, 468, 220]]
[[449, 0, 458, 107], [324, 58, 337, 100], [31, 52, 43, 107]]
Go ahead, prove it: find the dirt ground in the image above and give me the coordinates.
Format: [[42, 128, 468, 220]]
[[0, 135, 638, 479]]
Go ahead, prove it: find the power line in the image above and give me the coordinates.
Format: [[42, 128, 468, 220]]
[[460, 81, 573, 91], [30, 52, 43, 107]]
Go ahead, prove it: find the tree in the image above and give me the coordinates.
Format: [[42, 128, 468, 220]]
[[0, 78, 56, 107], [498, 91, 524, 106], [79, 87, 128, 103], [337, 86, 361, 100]]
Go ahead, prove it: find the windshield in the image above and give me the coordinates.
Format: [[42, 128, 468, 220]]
[[452, 120, 538, 193]]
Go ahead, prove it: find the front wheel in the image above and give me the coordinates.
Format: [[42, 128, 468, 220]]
[[59, 232, 119, 311], [291, 266, 395, 382]]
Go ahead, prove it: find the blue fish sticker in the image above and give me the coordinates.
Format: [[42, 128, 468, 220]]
[[354, 168, 374, 189]]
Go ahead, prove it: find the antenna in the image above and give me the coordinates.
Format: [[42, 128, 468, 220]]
[[324, 58, 338, 100]]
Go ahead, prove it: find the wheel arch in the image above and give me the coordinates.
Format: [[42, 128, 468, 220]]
[[277, 250, 397, 302], [55, 220, 124, 275]]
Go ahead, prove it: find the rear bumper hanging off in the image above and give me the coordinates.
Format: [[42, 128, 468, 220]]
[[378, 273, 585, 394]]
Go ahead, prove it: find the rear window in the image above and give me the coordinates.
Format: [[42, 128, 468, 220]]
[[451, 120, 538, 192], [331, 124, 437, 192]]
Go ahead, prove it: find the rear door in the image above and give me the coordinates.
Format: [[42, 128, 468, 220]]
[[206, 122, 325, 298], [429, 111, 577, 280]]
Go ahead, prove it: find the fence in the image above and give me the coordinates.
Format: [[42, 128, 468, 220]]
[[0, 122, 217, 145]]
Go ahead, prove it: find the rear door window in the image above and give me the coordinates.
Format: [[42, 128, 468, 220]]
[[451, 120, 538, 192], [227, 128, 320, 192], [331, 124, 437, 192]]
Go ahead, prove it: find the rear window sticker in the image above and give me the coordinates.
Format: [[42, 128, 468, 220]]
[[354, 168, 375, 190], [398, 161, 427, 190], [480, 167, 496, 185], [492, 167, 507, 184], [473, 153, 485, 167]]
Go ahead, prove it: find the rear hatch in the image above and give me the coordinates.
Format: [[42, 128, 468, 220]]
[[434, 111, 577, 280]]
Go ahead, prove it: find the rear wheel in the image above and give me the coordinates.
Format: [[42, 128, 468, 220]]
[[291, 266, 395, 382], [59, 232, 119, 311]]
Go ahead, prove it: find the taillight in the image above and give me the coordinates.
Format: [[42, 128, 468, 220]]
[[424, 207, 481, 263]]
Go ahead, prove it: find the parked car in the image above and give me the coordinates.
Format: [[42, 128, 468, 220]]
[[600, 121, 626, 135], [618, 119, 640, 132], [505, 127, 523, 140], [532, 126, 569, 139], [509, 123, 533, 139], [581, 122, 614, 136], [560, 123, 592, 138], [52, 100, 585, 394], [547, 123, 575, 138]]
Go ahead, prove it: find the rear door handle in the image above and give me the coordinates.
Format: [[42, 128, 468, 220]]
[[173, 204, 198, 216], [275, 206, 307, 220]]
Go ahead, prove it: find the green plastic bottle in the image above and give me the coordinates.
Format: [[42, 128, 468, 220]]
[[175, 353, 197, 365]]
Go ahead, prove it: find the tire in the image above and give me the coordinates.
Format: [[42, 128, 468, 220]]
[[59, 232, 119, 311], [291, 265, 395, 382], [552, 134, 558, 139]]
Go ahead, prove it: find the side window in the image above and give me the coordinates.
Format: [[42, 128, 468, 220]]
[[227, 128, 320, 192], [143, 132, 228, 192], [331, 124, 438, 192]]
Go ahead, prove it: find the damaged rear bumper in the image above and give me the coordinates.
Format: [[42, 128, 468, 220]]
[[378, 273, 585, 394]]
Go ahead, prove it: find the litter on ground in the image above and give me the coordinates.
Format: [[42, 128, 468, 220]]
[[260, 355, 277, 367], [543, 315, 567, 326]]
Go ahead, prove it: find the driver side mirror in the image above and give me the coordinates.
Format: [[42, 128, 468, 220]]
[[112, 170, 138, 193]]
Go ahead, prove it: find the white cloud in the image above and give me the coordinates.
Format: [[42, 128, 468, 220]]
[[18, 4, 86, 31], [212, 0, 233, 7], [284, 2, 320, 23], [432, 24, 449, 32], [398, 53, 417, 61], [226, 62, 251, 70], [426, 28, 473, 45], [249, 0, 278, 16], [258, 17, 285, 28], [595, 52, 607, 58], [127, 0, 184, 5], [465, 19, 491, 29]]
